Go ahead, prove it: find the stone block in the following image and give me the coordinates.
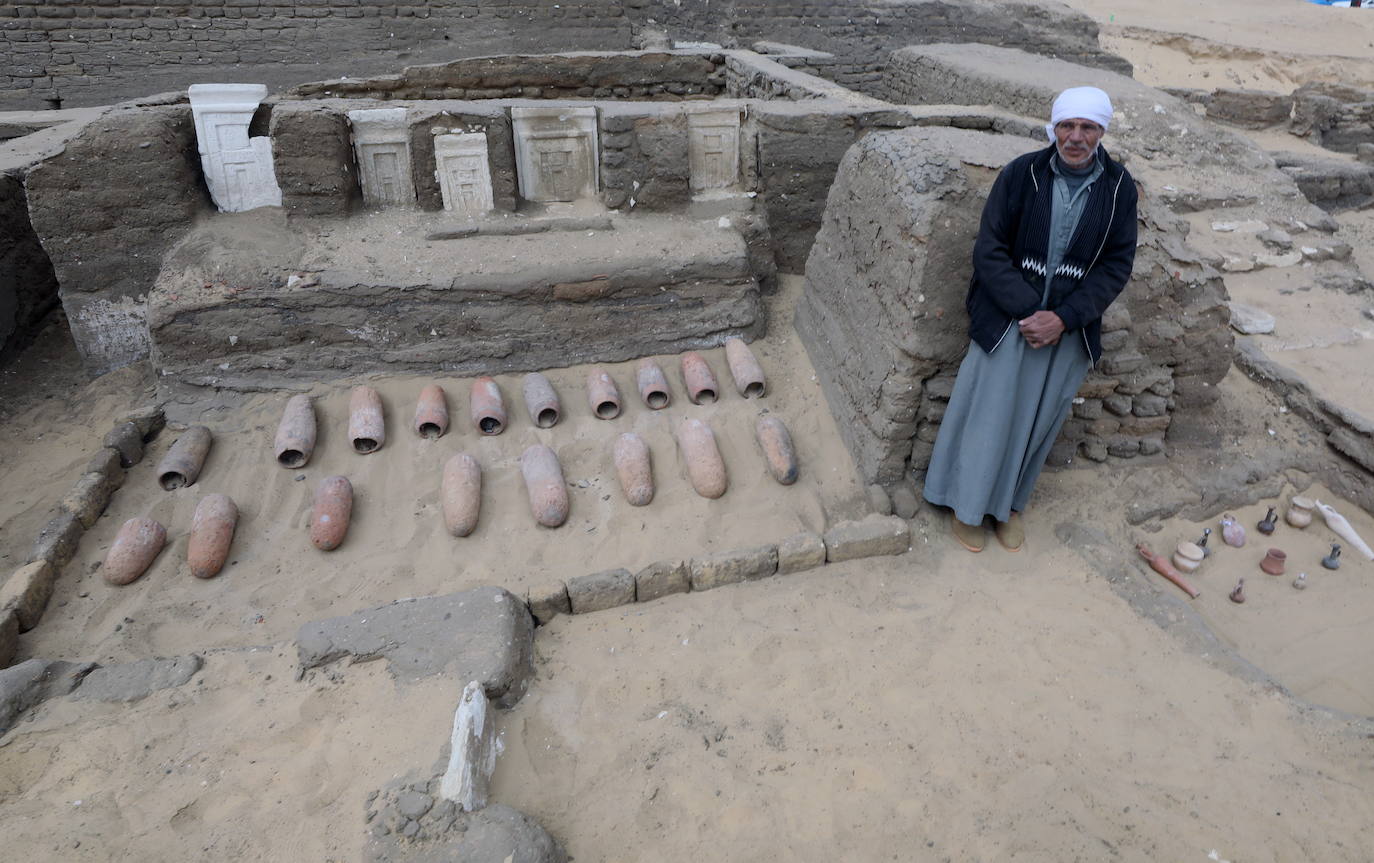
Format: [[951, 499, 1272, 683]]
[[103, 420, 144, 467], [526, 580, 570, 626], [349, 107, 417, 207], [439, 681, 496, 813], [0, 561, 56, 631], [270, 101, 358, 216], [188, 83, 282, 212], [1132, 394, 1169, 418], [1072, 398, 1103, 420], [567, 568, 635, 614], [635, 559, 689, 602], [777, 531, 826, 574], [512, 105, 598, 203], [891, 484, 921, 519], [59, 471, 117, 528], [30, 511, 82, 568], [823, 514, 910, 563], [1206, 88, 1292, 129], [687, 105, 741, 192], [1229, 302, 1276, 334], [689, 545, 778, 591], [433, 131, 494, 217], [118, 405, 165, 440], [0, 609, 17, 668]]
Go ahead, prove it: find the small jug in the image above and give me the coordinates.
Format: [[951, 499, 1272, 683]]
[[1322, 543, 1342, 571], [1257, 507, 1277, 535]]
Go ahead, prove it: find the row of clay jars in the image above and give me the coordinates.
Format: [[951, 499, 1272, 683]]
[[103, 493, 240, 585]]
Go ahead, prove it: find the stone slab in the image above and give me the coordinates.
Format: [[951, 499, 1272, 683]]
[[439, 681, 496, 812], [689, 545, 777, 591], [0, 658, 96, 735], [567, 569, 635, 614], [294, 586, 533, 707], [29, 511, 82, 568], [0, 560, 56, 631], [776, 532, 826, 575], [188, 83, 283, 213], [349, 107, 418, 207], [71, 654, 202, 703], [635, 559, 690, 602], [1229, 303, 1276, 335], [526, 580, 570, 626], [824, 514, 911, 563], [365, 792, 566, 863], [59, 471, 118, 529], [103, 421, 144, 467]]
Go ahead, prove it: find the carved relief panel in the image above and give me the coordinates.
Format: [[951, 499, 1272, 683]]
[[688, 107, 742, 192], [433, 131, 494, 217], [348, 108, 417, 207], [188, 83, 282, 212], [511, 106, 598, 203]]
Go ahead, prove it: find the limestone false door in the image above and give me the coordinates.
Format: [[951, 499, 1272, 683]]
[[348, 108, 418, 208], [688, 108, 742, 193], [433, 132, 494, 217], [511, 106, 599, 203], [188, 83, 282, 212]]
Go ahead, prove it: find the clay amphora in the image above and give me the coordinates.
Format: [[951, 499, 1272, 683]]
[[274, 395, 316, 468], [103, 517, 167, 586], [755, 415, 799, 485], [188, 493, 238, 579], [470, 377, 507, 435], [348, 385, 385, 453], [1285, 495, 1315, 528], [586, 369, 622, 420], [441, 454, 482, 537], [158, 426, 213, 490], [1314, 500, 1374, 560], [636, 360, 672, 410], [1229, 578, 1246, 604], [613, 433, 654, 507], [676, 418, 727, 499], [1173, 541, 1204, 573], [1257, 507, 1277, 535], [311, 475, 353, 551], [1260, 547, 1287, 576], [520, 445, 569, 528], [522, 373, 561, 429], [414, 384, 449, 439], [1322, 543, 1342, 570], [1221, 514, 1245, 548], [724, 337, 766, 399], [681, 351, 719, 405]]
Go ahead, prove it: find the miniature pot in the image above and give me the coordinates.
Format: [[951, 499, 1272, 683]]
[[1172, 541, 1204, 573], [613, 433, 654, 507], [681, 351, 719, 405], [188, 493, 238, 579], [1260, 547, 1286, 576], [158, 425, 212, 490], [414, 384, 449, 439], [676, 418, 727, 499], [348, 385, 385, 453], [724, 337, 766, 399], [274, 394, 316, 468], [755, 415, 798, 485], [522, 373, 561, 429], [1221, 514, 1245, 548], [103, 517, 167, 586], [310, 475, 353, 551], [520, 445, 569, 528], [470, 377, 507, 435], [586, 369, 622, 420], [442, 453, 482, 537], [636, 360, 671, 410], [1285, 495, 1315, 528]]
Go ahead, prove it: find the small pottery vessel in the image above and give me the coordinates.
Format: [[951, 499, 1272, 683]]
[[1260, 547, 1286, 576], [1292, 572, 1308, 590], [1322, 543, 1342, 570], [1257, 507, 1277, 535], [1221, 514, 1245, 548], [1173, 541, 1204, 573], [1136, 543, 1201, 599], [1285, 495, 1315, 528], [1229, 578, 1246, 604], [1196, 527, 1212, 558]]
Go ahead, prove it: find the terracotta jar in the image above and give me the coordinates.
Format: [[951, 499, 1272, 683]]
[[1260, 547, 1287, 576], [1285, 495, 1315, 528], [1173, 541, 1205, 573]]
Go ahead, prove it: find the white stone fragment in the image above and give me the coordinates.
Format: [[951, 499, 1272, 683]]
[[1255, 251, 1304, 269], [433, 131, 494, 217], [1210, 219, 1268, 233], [188, 83, 282, 213], [511, 105, 598, 203], [348, 107, 417, 207], [1229, 302, 1276, 335], [439, 680, 498, 812], [687, 106, 742, 192]]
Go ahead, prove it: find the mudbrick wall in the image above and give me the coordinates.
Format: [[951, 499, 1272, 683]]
[[0, 0, 1128, 111], [0, 170, 59, 359]]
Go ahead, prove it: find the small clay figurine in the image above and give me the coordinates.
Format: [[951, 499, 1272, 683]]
[[1229, 578, 1246, 604], [1257, 507, 1277, 535], [1196, 527, 1213, 558], [1322, 543, 1342, 571], [1221, 514, 1246, 548], [1292, 572, 1308, 590]]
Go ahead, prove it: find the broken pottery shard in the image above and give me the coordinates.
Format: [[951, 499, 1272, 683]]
[[310, 476, 353, 551], [724, 336, 766, 398], [157, 425, 212, 490], [348, 107, 417, 207], [688, 107, 742, 192], [442, 453, 482, 538], [440, 681, 498, 812], [754, 415, 798, 485], [613, 432, 654, 507], [636, 359, 672, 409], [586, 368, 622, 420], [188, 83, 282, 212], [274, 394, 316, 468], [433, 131, 495, 217], [414, 384, 450, 439], [511, 105, 599, 203], [348, 385, 385, 454], [188, 493, 238, 579], [1229, 302, 1276, 335], [103, 517, 167, 586], [522, 372, 561, 429], [681, 351, 719, 405], [676, 418, 727, 499], [520, 445, 569, 528], [470, 377, 507, 435]]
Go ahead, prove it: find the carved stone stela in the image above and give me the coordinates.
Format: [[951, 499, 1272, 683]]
[[188, 83, 282, 212], [511, 106, 598, 203], [348, 108, 417, 207], [688, 108, 741, 192], [433, 131, 494, 216]]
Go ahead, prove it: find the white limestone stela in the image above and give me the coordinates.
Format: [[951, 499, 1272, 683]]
[[432, 130, 494, 217], [188, 83, 283, 213], [687, 106, 742, 192], [348, 107, 418, 208], [439, 680, 500, 812], [511, 105, 599, 203]]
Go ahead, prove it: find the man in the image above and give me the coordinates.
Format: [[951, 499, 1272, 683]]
[[921, 86, 1138, 553]]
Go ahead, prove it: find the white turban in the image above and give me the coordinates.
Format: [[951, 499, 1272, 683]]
[[1044, 86, 1113, 141]]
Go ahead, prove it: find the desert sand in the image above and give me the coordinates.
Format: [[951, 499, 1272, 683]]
[[4, 5, 1374, 861]]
